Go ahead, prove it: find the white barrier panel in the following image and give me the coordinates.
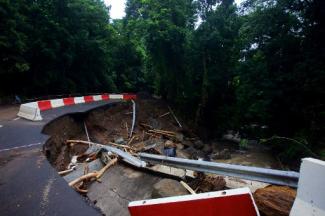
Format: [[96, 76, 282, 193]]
[[74, 97, 85, 104], [290, 158, 325, 216], [109, 94, 123, 99], [17, 102, 42, 121], [50, 99, 64, 108], [93, 95, 102, 101]]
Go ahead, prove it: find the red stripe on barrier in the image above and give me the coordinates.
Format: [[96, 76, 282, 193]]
[[102, 94, 110, 100], [123, 94, 137, 100], [84, 96, 94, 103], [63, 97, 75, 106], [37, 100, 52, 111], [128, 194, 258, 216]]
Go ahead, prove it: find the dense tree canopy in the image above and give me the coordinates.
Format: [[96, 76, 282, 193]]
[[1, 0, 324, 163]]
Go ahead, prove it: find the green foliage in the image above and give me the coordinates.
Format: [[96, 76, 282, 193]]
[[1, 0, 324, 162], [239, 139, 249, 150]]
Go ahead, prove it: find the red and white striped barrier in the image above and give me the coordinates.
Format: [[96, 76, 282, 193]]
[[17, 93, 136, 121], [128, 187, 260, 216]]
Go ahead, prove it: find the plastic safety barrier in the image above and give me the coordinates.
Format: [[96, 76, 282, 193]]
[[17, 93, 136, 121], [17, 102, 43, 121], [128, 187, 259, 216]]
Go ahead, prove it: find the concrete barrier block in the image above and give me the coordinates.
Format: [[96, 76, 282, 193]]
[[17, 102, 42, 121], [290, 158, 325, 216]]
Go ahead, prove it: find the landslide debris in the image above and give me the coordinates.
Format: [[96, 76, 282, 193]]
[[42, 95, 294, 216]]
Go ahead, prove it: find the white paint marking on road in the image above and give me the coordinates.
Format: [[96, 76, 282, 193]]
[[13, 117, 21, 121], [0, 125, 3, 128], [0, 142, 42, 153]]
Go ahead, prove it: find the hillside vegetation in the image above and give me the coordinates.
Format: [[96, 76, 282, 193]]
[[1, 0, 324, 162]]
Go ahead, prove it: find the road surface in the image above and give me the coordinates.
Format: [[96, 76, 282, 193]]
[[0, 101, 120, 216]]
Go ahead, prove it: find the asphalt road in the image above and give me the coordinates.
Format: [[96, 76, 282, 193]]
[[0, 100, 121, 216]]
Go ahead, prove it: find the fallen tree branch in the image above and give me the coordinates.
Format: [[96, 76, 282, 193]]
[[159, 112, 170, 118], [96, 157, 118, 180], [140, 123, 153, 129], [58, 168, 75, 176], [180, 181, 196, 194], [168, 106, 182, 128], [152, 129, 176, 135], [68, 172, 98, 187], [127, 136, 136, 146], [148, 130, 176, 138]]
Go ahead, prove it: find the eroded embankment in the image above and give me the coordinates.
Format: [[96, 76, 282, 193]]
[[41, 98, 296, 216], [43, 113, 88, 171]]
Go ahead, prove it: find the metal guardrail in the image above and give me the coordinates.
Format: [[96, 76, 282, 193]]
[[139, 153, 300, 187]]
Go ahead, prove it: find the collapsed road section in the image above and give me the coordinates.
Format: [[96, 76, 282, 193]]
[[42, 95, 308, 216], [1, 94, 324, 216]]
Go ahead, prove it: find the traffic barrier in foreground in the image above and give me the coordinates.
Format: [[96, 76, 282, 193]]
[[17, 93, 137, 121], [128, 187, 260, 216], [290, 158, 325, 216]]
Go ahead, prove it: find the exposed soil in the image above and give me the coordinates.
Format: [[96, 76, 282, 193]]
[[43, 114, 88, 171]]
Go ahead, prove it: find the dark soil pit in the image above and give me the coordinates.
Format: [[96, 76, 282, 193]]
[[43, 114, 88, 171]]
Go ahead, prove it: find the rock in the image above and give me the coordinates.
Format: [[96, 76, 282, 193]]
[[182, 140, 194, 148], [189, 174, 226, 193], [164, 140, 176, 148], [175, 133, 184, 142], [176, 149, 191, 159], [222, 131, 240, 143], [193, 140, 204, 149], [114, 137, 125, 144], [151, 179, 189, 198], [211, 149, 231, 160], [253, 185, 297, 216], [175, 143, 184, 150]]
